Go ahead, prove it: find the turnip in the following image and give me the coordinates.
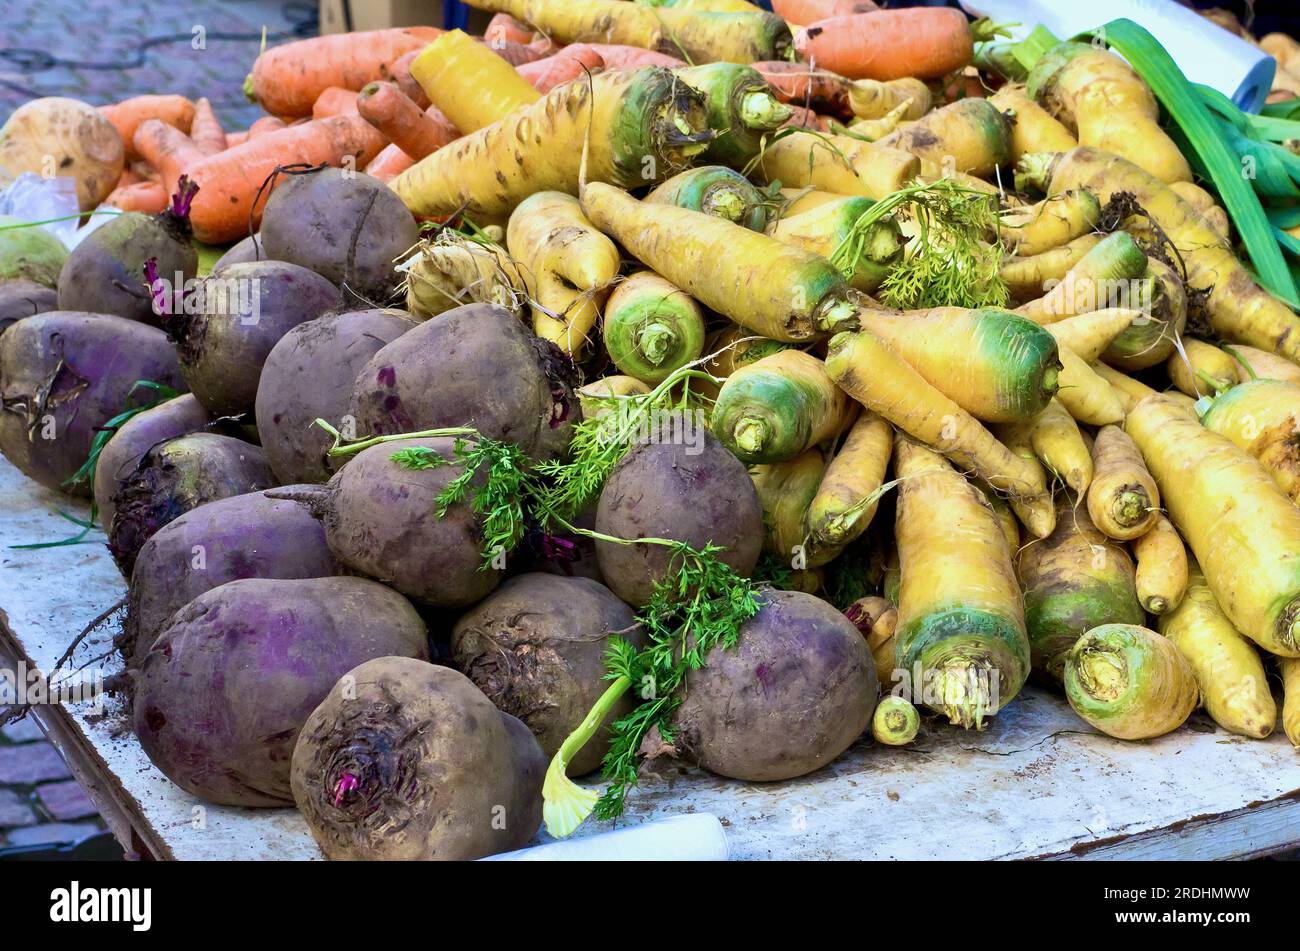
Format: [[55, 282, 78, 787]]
[[133, 577, 429, 807], [259, 167, 419, 303], [108, 432, 275, 576], [594, 428, 764, 606], [0, 216, 68, 288], [0, 312, 184, 495], [0, 280, 58, 334], [92, 394, 210, 529], [291, 436, 500, 608], [452, 573, 640, 776], [349, 302, 579, 462], [57, 180, 199, 325], [0, 98, 124, 211], [125, 487, 341, 665], [291, 657, 545, 860], [166, 260, 339, 416], [254, 308, 414, 484]]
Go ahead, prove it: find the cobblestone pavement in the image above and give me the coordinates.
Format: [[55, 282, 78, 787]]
[[1, 0, 318, 129], [0, 713, 105, 852]]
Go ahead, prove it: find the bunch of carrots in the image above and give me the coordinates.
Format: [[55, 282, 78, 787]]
[[41, 0, 1300, 803]]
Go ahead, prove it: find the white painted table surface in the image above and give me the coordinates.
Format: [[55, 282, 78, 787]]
[[3, 454, 1299, 861]]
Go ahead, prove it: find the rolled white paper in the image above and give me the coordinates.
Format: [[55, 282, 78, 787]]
[[482, 813, 730, 861]]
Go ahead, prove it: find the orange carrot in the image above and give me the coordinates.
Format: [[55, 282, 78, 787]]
[[104, 181, 169, 213], [783, 105, 834, 132], [189, 98, 227, 156], [312, 86, 360, 119], [248, 116, 288, 138], [357, 82, 459, 161], [390, 49, 431, 109], [244, 27, 443, 118], [485, 12, 539, 46], [99, 95, 195, 160], [131, 160, 160, 184], [795, 8, 972, 81], [517, 49, 605, 92], [364, 143, 415, 183], [115, 167, 143, 188], [184, 116, 387, 243], [132, 119, 206, 192], [489, 39, 551, 67], [557, 43, 685, 70], [224, 130, 250, 148], [773, 0, 878, 27], [752, 60, 852, 118]]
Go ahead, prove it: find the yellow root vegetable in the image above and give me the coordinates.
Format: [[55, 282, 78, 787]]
[[769, 197, 903, 293], [1094, 362, 1156, 413], [411, 30, 539, 133], [581, 182, 857, 342], [1064, 624, 1199, 740], [1000, 233, 1102, 302], [1167, 337, 1237, 398], [402, 234, 526, 320], [1158, 562, 1275, 739], [1131, 515, 1187, 615], [602, 271, 706, 385], [1055, 346, 1124, 425], [1020, 147, 1300, 362], [506, 191, 620, 355], [1167, 180, 1229, 240], [577, 375, 651, 419], [1282, 658, 1300, 747], [1027, 43, 1192, 184], [806, 411, 893, 548], [392, 67, 712, 223], [703, 323, 790, 380], [991, 421, 1056, 540], [1017, 230, 1149, 325], [1027, 398, 1091, 493], [871, 696, 921, 746], [1223, 343, 1300, 385], [848, 77, 931, 121], [465, 0, 792, 63], [754, 131, 922, 201], [1200, 378, 1300, 502], [825, 330, 1049, 501], [892, 435, 1031, 727], [1045, 308, 1139, 363], [1104, 257, 1187, 371], [844, 102, 910, 141], [778, 187, 845, 217], [877, 98, 1012, 178], [1087, 424, 1159, 541], [1126, 395, 1300, 657], [853, 306, 1062, 424], [711, 348, 853, 464], [997, 189, 1100, 256], [989, 84, 1077, 161], [750, 448, 840, 567]]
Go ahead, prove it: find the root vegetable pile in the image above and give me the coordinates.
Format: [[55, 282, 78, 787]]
[[7, 1, 1300, 861]]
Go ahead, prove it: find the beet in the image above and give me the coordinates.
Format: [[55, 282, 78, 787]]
[[126, 486, 342, 665], [0, 279, 58, 335], [349, 302, 580, 461], [166, 260, 339, 417], [595, 428, 764, 606], [57, 181, 199, 325], [291, 657, 544, 859], [134, 577, 429, 806], [93, 394, 211, 529], [259, 167, 419, 303], [255, 308, 414, 483], [211, 233, 262, 273], [0, 311, 185, 495], [108, 432, 275, 576]]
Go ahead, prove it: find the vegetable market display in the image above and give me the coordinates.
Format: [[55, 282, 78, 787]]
[[4, 0, 1300, 862]]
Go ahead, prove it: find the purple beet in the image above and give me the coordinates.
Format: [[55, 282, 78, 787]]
[[133, 576, 429, 806], [0, 279, 58, 335]]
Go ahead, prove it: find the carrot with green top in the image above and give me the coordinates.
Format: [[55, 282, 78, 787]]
[[1064, 624, 1198, 740], [1019, 147, 1300, 362], [392, 68, 712, 224], [581, 182, 857, 342], [853, 306, 1062, 424], [1104, 257, 1186, 371], [1127, 395, 1300, 657], [603, 271, 706, 385], [646, 165, 770, 231], [1016, 230, 1149, 325], [1000, 233, 1101, 302], [825, 330, 1049, 501], [806, 410, 891, 548], [464, 0, 792, 64], [411, 30, 540, 133], [892, 434, 1030, 728], [711, 349, 853, 464], [678, 63, 792, 167], [769, 197, 902, 292]]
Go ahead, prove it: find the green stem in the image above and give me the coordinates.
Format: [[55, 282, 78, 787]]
[[542, 674, 633, 838], [817, 297, 860, 334], [704, 188, 746, 222], [313, 418, 477, 458], [733, 416, 769, 456], [637, 321, 676, 366], [739, 90, 793, 131]]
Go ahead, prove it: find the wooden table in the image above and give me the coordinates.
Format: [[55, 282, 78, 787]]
[[3, 455, 1298, 860]]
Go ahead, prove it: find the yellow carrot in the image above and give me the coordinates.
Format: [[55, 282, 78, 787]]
[[1064, 624, 1198, 740], [1026, 398, 1091, 493], [1056, 346, 1124, 425], [1087, 424, 1159, 541], [1044, 308, 1139, 362], [1131, 515, 1187, 615], [806, 411, 893, 547], [1167, 337, 1238, 398], [754, 130, 921, 201], [411, 30, 539, 133], [989, 84, 1077, 161]]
